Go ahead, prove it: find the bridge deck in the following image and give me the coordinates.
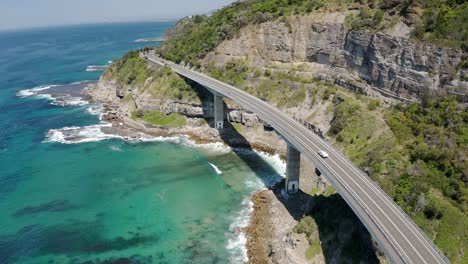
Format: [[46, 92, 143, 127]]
[[148, 56, 449, 264]]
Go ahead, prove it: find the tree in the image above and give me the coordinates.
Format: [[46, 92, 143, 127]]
[[413, 193, 427, 216]]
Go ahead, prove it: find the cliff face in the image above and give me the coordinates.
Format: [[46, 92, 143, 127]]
[[204, 12, 466, 101]]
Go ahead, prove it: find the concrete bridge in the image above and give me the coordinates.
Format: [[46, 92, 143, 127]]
[[147, 55, 449, 264]]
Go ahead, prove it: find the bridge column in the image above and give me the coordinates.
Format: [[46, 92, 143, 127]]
[[286, 144, 301, 194], [214, 94, 224, 130]]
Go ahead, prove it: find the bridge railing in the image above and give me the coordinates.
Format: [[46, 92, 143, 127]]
[[311, 127, 450, 263], [149, 55, 450, 263]]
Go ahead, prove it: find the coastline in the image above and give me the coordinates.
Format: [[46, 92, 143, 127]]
[[80, 82, 318, 263]]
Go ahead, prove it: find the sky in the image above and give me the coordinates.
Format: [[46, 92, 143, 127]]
[[0, 0, 235, 31]]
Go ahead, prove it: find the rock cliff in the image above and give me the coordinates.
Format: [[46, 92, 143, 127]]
[[204, 12, 467, 101]]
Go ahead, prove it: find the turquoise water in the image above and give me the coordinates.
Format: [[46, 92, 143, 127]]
[[0, 23, 284, 263]]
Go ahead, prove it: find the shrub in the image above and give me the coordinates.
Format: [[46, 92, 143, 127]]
[[367, 99, 380, 110], [294, 216, 317, 238]]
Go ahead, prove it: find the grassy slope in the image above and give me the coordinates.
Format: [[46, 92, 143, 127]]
[[132, 110, 186, 128], [103, 51, 199, 103], [100, 51, 200, 122], [328, 93, 467, 262], [107, 0, 467, 261], [199, 58, 468, 262]]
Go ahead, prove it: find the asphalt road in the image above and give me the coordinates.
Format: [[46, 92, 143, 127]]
[[148, 56, 449, 264]]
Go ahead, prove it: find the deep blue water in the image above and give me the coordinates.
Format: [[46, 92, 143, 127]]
[[0, 22, 284, 263]]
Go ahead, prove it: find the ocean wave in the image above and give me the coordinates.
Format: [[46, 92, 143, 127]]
[[85, 65, 108, 72], [50, 95, 88, 107], [16, 84, 59, 98], [209, 162, 223, 174], [225, 151, 285, 263], [185, 141, 231, 154], [42, 115, 285, 263], [17, 83, 90, 107], [85, 61, 113, 72], [87, 105, 104, 120], [133, 38, 161, 43], [109, 145, 123, 152], [226, 197, 253, 263], [44, 123, 123, 144], [43, 123, 185, 145]]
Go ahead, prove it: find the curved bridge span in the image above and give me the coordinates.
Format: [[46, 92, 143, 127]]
[[148, 55, 449, 264]]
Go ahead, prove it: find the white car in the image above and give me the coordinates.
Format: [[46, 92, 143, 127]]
[[318, 150, 329, 158]]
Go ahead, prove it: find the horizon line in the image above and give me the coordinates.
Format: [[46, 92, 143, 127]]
[[0, 18, 181, 34]]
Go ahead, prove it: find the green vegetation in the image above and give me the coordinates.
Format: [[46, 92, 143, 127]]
[[386, 97, 467, 214], [294, 195, 379, 262], [132, 110, 186, 128], [326, 94, 467, 262], [104, 51, 199, 102], [344, 1, 468, 50], [305, 239, 322, 259], [294, 216, 318, 239], [103, 50, 149, 87], [367, 99, 380, 111], [110, 0, 466, 259], [206, 59, 249, 87], [158, 0, 466, 66], [158, 0, 367, 63], [345, 6, 386, 31], [205, 60, 324, 108], [413, 1, 468, 50]]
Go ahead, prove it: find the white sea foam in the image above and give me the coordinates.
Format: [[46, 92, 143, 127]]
[[41, 112, 284, 263], [109, 145, 123, 152], [70, 80, 91, 85], [85, 61, 112, 72], [86, 105, 105, 120], [44, 123, 123, 144], [133, 38, 160, 43], [185, 140, 231, 154], [224, 150, 285, 263], [226, 197, 254, 263], [43, 122, 187, 145], [17, 83, 90, 107], [51, 96, 88, 107], [209, 162, 223, 174], [85, 65, 108, 72], [16, 85, 59, 98]]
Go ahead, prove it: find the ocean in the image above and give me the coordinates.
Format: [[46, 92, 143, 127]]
[[0, 22, 285, 263]]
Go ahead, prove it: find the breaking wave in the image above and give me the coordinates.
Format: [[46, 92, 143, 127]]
[[209, 162, 223, 174], [16, 85, 59, 98], [227, 197, 253, 263], [85, 61, 112, 72], [44, 123, 122, 144], [16, 82, 91, 107], [85, 65, 108, 72], [42, 100, 286, 263]]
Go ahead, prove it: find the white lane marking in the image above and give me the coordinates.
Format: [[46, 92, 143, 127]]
[[149, 57, 446, 263], [190, 67, 444, 264], [184, 68, 423, 263], [243, 92, 443, 263], [185, 72, 414, 262]]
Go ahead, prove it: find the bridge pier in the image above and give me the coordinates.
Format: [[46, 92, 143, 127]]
[[214, 94, 224, 130], [286, 144, 301, 194]]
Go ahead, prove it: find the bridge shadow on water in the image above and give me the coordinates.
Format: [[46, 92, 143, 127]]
[[186, 80, 381, 263]]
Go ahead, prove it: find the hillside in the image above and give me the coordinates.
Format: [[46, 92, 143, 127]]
[[88, 1, 467, 263], [159, 0, 467, 102]]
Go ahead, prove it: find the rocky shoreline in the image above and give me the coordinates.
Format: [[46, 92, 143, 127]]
[[81, 82, 320, 263]]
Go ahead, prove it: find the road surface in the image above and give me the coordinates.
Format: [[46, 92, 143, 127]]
[[148, 55, 449, 264]]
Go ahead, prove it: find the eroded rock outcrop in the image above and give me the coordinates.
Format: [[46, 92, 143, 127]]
[[204, 12, 467, 101]]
